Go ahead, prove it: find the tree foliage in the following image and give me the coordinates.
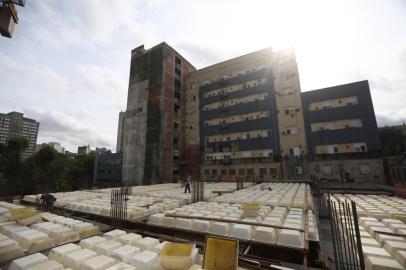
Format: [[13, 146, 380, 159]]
[[0, 138, 95, 196]]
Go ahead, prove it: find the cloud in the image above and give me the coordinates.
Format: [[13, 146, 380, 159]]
[[0, 51, 83, 94], [77, 64, 127, 95], [376, 108, 406, 127], [176, 43, 225, 69], [23, 108, 114, 151]]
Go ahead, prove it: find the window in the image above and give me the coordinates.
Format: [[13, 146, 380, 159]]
[[247, 168, 254, 175], [295, 166, 304, 175], [259, 168, 267, 175], [238, 169, 245, 175], [286, 126, 298, 135], [229, 169, 235, 175], [212, 169, 217, 175], [325, 122, 336, 130], [322, 165, 332, 175], [349, 119, 362, 128], [288, 147, 300, 156], [360, 164, 370, 175], [327, 145, 339, 154], [175, 67, 181, 76], [204, 169, 210, 175], [221, 169, 227, 175], [353, 143, 367, 152], [284, 106, 295, 115], [280, 87, 294, 95], [269, 168, 277, 175], [175, 56, 182, 66], [242, 151, 252, 158]]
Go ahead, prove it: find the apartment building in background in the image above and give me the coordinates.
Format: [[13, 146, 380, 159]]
[[0, 111, 40, 159], [121, 42, 384, 184], [122, 42, 196, 186], [302, 81, 384, 183], [35, 142, 65, 154], [77, 145, 91, 156], [182, 48, 307, 181]]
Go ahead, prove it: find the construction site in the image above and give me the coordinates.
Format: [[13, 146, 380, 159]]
[[0, 180, 405, 270]]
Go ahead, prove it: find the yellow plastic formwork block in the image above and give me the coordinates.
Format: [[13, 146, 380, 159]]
[[203, 236, 238, 270]]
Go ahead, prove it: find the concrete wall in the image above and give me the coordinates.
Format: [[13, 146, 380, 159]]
[[122, 80, 149, 186], [310, 158, 385, 184]]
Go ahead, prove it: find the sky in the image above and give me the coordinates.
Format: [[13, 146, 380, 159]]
[[1, 0, 405, 152]]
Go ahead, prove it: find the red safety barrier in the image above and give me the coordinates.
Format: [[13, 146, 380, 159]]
[[395, 184, 406, 198]]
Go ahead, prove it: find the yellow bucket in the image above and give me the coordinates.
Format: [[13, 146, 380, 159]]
[[203, 236, 238, 270], [160, 243, 194, 270], [241, 204, 260, 210]]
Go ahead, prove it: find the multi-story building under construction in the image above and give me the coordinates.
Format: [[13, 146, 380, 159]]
[[121, 42, 383, 185]]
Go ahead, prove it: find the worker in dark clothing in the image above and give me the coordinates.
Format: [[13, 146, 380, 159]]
[[44, 193, 56, 212], [184, 176, 191, 193], [40, 194, 47, 211]]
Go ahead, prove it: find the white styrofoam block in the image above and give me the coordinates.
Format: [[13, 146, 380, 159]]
[[9, 253, 48, 270], [104, 230, 127, 240], [208, 222, 231, 236], [362, 246, 391, 258], [395, 250, 406, 267], [117, 233, 142, 245], [105, 262, 136, 270], [252, 226, 276, 243], [25, 260, 64, 270], [383, 240, 406, 258], [48, 243, 81, 263], [63, 249, 97, 270], [278, 229, 304, 248], [365, 255, 404, 270], [149, 214, 165, 225], [162, 216, 176, 227], [80, 255, 117, 270], [176, 218, 193, 229], [191, 220, 210, 232], [111, 245, 140, 263], [230, 224, 253, 240], [133, 237, 160, 251], [94, 240, 122, 256], [79, 236, 106, 250], [151, 241, 169, 253], [129, 250, 158, 269], [360, 237, 380, 247]]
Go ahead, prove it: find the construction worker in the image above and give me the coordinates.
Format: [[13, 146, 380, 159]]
[[184, 176, 191, 193]]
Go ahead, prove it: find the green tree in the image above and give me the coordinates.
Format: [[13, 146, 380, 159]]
[[0, 137, 29, 196]]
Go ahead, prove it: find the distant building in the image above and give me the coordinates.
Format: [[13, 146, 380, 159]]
[[379, 124, 406, 157], [64, 151, 77, 158], [0, 111, 40, 159], [47, 142, 65, 153], [77, 145, 91, 156], [302, 80, 384, 183], [122, 42, 195, 186], [116, 111, 126, 152], [93, 151, 123, 187], [95, 147, 108, 154], [35, 142, 64, 154]]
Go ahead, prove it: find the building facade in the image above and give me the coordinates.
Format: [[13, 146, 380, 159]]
[[94, 151, 123, 187], [122, 42, 384, 184], [122, 42, 195, 186], [302, 80, 384, 183], [77, 145, 91, 156], [35, 142, 65, 154], [116, 111, 126, 153], [0, 111, 40, 159], [182, 48, 308, 181]]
